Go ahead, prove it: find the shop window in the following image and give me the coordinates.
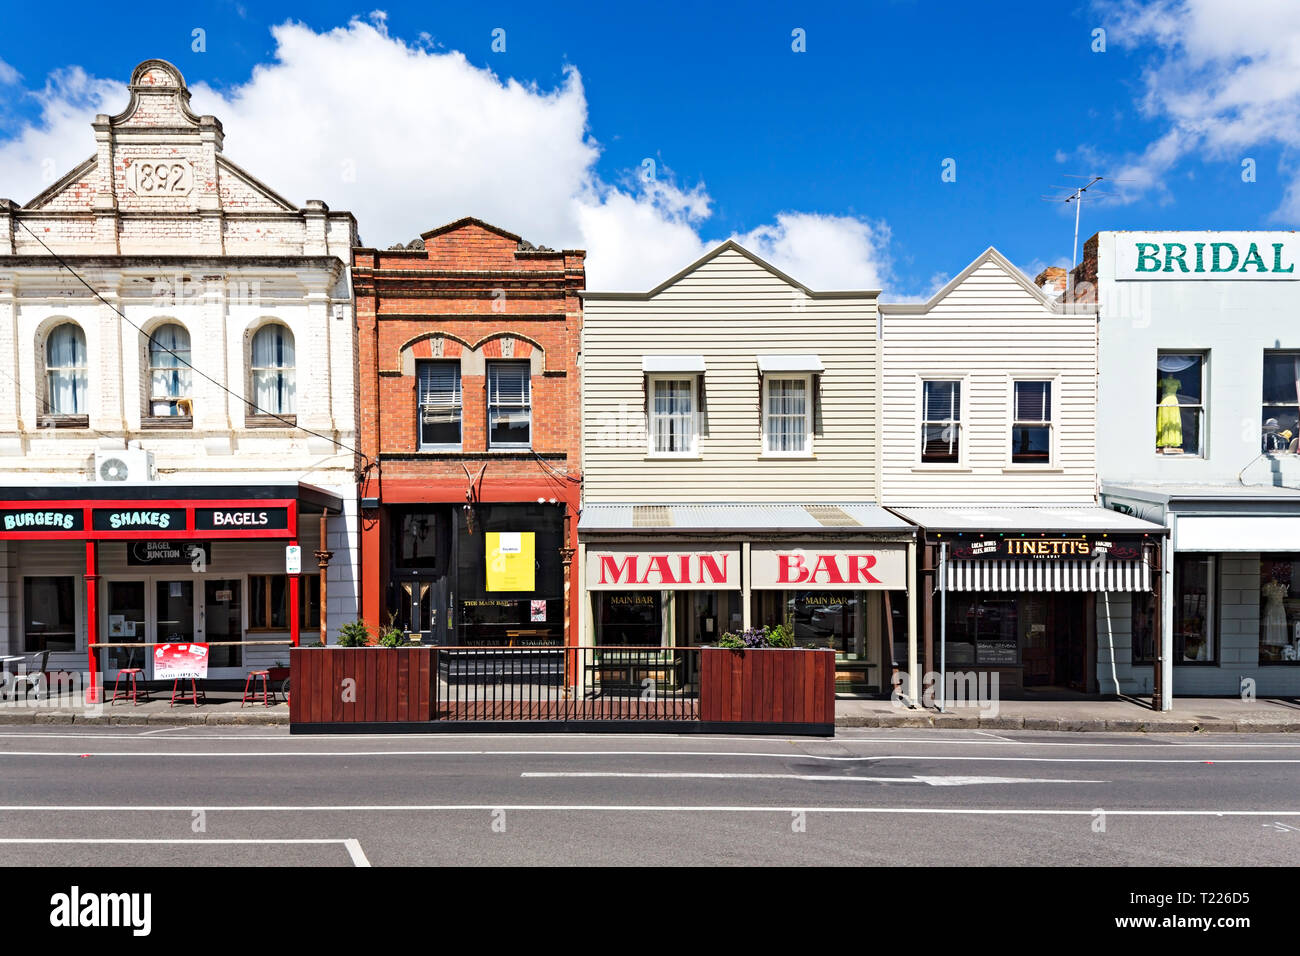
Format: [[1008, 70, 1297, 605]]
[[250, 323, 295, 417], [596, 592, 663, 646], [1261, 352, 1300, 454], [1130, 591, 1157, 663], [23, 576, 76, 652], [487, 362, 531, 448], [1155, 352, 1204, 456], [763, 375, 812, 456], [248, 574, 320, 630], [417, 361, 462, 449], [147, 322, 193, 417], [44, 323, 88, 420], [787, 591, 863, 654], [1011, 380, 1052, 464], [1173, 555, 1215, 663], [921, 380, 961, 463], [648, 375, 697, 456], [943, 593, 1021, 666], [1260, 555, 1300, 663]]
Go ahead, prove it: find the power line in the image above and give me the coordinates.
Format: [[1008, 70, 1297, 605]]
[[12, 217, 370, 467]]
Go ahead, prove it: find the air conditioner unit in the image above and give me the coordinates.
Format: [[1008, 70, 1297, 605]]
[[94, 450, 156, 483]]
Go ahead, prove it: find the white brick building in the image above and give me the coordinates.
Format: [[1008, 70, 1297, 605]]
[[0, 59, 360, 686]]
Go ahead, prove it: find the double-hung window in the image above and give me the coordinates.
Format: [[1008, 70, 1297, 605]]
[[1011, 380, 1052, 464], [763, 375, 812, 456], [148, 323, 192, 417], [649, 376, 697, 455], [417, 361, 462, 449], [1262, 351, 1300, 454], [921, 380, 961, 463], [487, 362, 531, 448]]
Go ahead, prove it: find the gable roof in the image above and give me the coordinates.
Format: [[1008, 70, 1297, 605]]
[[22, 155, 97, 209], [880, 246, 1061, 314], [581, 239, 880, 300]]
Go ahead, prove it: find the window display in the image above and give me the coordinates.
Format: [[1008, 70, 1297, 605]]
[[1154, 353, 1204, 455], [1260, 555, 1300, 663]]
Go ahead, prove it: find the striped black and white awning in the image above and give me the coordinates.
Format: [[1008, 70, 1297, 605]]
[[945, 558, 1150, 592]]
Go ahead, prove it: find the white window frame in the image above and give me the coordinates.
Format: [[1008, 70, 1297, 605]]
[[1007, 376, 1057, 468], [417, 360, 463, 451], [1155, 351, 1207, 459], [761, 373, 814, 458], [1261, 350, 1300, 456], [917, 376, 964, 467], [147, 322, 193, 418], [486, 361, 532, 450], [646, 373, 699, 457]]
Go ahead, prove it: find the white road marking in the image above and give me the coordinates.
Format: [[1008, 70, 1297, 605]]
[[0, 804, 1291, 816], [343, 839, 371, 867], [0, 836, 368, 865], [520, 771, 1102, 786]]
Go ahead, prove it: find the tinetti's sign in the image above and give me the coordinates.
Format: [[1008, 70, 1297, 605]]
[[585, 545, 908, 591], [1117, 232, 1300, 280]]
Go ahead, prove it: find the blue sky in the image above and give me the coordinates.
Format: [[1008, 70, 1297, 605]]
[[0, 0, 1296, 294]]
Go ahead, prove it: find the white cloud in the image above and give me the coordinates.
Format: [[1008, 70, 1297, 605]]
[[0, 58, 20, 86], [0, 14, 894, 294], [1091, 0, 1300, 215]]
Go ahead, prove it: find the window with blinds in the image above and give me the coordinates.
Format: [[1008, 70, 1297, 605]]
[[418, 361, 462, 449], [487, 362, 531, 448], [921, 380, 961, 463], [1012, 380, 1052, 464]]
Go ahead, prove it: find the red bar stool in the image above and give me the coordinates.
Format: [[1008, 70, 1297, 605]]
[[242, 670, 271, 707], [111, 668, 150, 706], [170, 678, 204, 708]]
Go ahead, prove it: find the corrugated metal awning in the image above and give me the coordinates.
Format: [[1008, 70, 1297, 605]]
[[579, 502, 912, 533], [889, 505, 1165, 534], [945, 558, 1150, 592], [641, 354, 706, 373], [757, 353, 825, 373]]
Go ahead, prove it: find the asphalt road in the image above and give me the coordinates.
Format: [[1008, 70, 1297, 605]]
[[0, 726, 1298, 866]]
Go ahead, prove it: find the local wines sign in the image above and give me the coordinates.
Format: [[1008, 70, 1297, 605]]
[[1117, 232, 1300, 280]]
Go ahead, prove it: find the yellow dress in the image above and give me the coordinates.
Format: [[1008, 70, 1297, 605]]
[[1156, 376, 1182, 449]]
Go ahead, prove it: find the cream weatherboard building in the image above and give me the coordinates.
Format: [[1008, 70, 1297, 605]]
[[579, 241, 918, 699], [880, 248, 1165, 703], [0, 60, 359, 690]]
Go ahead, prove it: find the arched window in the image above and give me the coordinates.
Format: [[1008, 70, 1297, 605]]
[[148, 323, 192, 417], [45, 323, 88, 417], [250, 324, 295, 416]]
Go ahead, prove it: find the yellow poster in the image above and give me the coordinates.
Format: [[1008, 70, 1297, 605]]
[[486, 531, 535, 592]]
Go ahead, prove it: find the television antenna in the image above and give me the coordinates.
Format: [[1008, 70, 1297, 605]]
[[1040, 175, 1117, 298]]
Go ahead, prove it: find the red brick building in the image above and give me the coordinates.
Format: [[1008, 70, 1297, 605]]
[[352, 218, 584, 648]]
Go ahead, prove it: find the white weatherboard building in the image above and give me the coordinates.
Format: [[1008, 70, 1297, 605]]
[[579, 241, 918, 700], [880, 248, 1163, 702], [0, 60, 359, 687], [1091, 230, 1300, 700]]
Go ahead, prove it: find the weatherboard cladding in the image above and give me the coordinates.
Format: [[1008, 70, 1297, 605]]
[[581, 246, 880, 502], [880, 251, 1098, 504]]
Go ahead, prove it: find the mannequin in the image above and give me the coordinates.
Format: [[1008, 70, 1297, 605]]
[[1156, 375, 1183, 451], [1262, 579, 1289, 652]]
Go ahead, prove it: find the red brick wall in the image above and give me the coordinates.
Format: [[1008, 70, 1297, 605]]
[[352, 218, 585, 630]]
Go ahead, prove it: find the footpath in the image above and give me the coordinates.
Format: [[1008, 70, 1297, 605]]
[[2, 693, 1298, 733]]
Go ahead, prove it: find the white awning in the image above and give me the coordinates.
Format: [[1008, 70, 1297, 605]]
[[757, 353, 824, 373], [641, 354, 705, 373], [945, 558, 1150, 592]]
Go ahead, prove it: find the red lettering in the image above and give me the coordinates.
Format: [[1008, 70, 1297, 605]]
[[811, 554, 846, 585], [598, 554, 637, 585], [697, 554, 728, 584], [642, 554, 676, 585], [778, 553, 810, 584], [851, 554, 880, 584]]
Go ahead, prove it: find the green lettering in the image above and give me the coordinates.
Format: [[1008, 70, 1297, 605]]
[[1135, 242, 1162, 272], [1210, 242, 1239, 272], [1273, 242, 1295, 273], [1195, 242, 1206, 272], [1240, 242, 1267, 272], [1163, 243, 1189, 272]]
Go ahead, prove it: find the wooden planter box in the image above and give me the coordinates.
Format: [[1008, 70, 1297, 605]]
[[289, 647, 437, 725], [699, 647, 835, 729]]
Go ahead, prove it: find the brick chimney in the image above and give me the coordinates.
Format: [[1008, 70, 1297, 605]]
[[1068, 233, 1099, 303], [1033, 266, 1067, 296]]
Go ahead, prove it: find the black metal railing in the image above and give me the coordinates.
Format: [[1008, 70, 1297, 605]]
[[435, 645, 699, 721]]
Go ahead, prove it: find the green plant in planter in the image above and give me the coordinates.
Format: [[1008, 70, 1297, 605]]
[[378, 627, 406, 648], [767, 623, 795, 648], [337, 620, 372, 647], [716, 632, 745, 648]]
